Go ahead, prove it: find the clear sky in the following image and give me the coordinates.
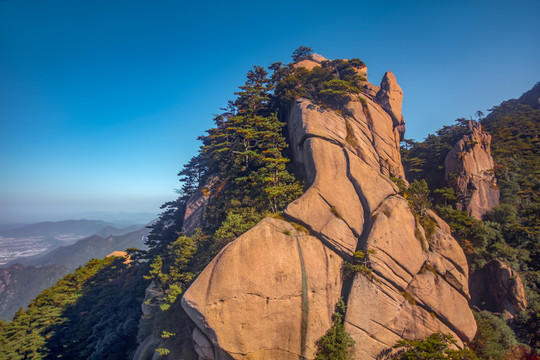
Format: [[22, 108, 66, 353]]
[[1, 0, 539, 223]]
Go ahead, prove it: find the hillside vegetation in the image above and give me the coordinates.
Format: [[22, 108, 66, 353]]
[[0, 49, 537, 360], [401, 84, 540, 356]]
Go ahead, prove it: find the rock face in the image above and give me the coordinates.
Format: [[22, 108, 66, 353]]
[[444, 121, 500, 219], [470, 260, 527, 319], [181, 63, 476, 359], [183, 176, 221, 235], [375, 71, 405, 139]]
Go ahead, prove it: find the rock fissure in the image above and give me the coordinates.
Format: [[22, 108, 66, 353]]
[[345, 320, 391, 346], [342, 149, 374, 251], [296, 237, 309, 360], [282, 212, 353, 261], [180, 64, 476, 360], [317, 192, 362, 240]]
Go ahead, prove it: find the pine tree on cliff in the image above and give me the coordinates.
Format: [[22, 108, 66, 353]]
[[199, 65, 302, 231]]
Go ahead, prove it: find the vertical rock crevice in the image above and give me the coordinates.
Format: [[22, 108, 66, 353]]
[[180, 65, 476, 360]]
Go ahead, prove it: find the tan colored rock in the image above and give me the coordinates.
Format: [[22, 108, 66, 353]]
[[470, 259, 527, 319], [285, 138, 365, 257], [180, 63, 476, 360], [444, 121, 500, 219], [346, 274, 464, 359], [294, 59, 321, 70], [363, 83, 380, 99], [182, 218, 343, 360], [310, 53, 327, 63], [375, 71, 405, 139], [344, 195, 476, 358]]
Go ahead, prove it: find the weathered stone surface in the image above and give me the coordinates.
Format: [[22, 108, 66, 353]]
[[181, 62, 476, 360], [285, 138, 365, 257], [375, 71, 405, 139], [445, 121, 499, 219], [345, 195, 476, 358], [346, 274, 463, 359], [363, 83, 380, 99], [310, 53, 327, 63], [294, 59, 321, 70], [470, 259, 528, 319], [182, 218, 343, 360], [183, 176, 220, 235]]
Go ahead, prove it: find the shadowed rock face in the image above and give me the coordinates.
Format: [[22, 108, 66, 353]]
[[470, 260, 527, 319], [181, 65, 476, 360], [444, 121, 500, 220]]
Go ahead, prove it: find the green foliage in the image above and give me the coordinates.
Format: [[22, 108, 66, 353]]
[[0, 257, 148, 360], [155, 347, 171, 356], [274, 58, 366, 111], [343, 262, 373, 278], [343, 249, 377, 279], [381, 332, 479, 359], [470, 311, 519, 360], [292, 46, 314, 62], [315, 298, 355, 360], [406, 179, 432, 216], [401, 94, 540, 350], [139, 58, 307, 352], [400, 291, 417, 306]]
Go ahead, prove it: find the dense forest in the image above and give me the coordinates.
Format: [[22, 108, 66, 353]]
[[0, 48, 537, 359]]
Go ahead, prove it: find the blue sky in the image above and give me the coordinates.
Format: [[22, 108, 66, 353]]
[[1, 0, 539, 223]]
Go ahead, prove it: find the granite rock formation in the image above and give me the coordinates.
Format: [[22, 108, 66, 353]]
[[470, 259, 527, 319], [444, 120, 500, 219], [181, 61, 477, 360]]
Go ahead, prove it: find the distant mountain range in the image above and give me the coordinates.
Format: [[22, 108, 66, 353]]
[[0, 220, 146, 266], [0, 219, 113, 239], [0, 220, 149, 320]]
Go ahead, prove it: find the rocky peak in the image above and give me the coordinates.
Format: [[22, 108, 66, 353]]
[[444, 120, 500, 219], [294, 53, 327, 71], [181, 66, 476, 359], [375, 71, 405, 139]]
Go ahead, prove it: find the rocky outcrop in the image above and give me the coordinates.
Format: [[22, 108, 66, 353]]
[[444, 121, 499, 219], [183, 176, 220, 235], [134, 281, 198, 360], [470, 260, 527, 319], [375, 71, 405, 139], [182, 218, 343, 360], [182, 63, 476, 359], [294, 53, 327, 71]]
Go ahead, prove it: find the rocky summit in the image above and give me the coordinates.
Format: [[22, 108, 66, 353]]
[[444, 121, 500, 219], [181, 59, 476, 359]]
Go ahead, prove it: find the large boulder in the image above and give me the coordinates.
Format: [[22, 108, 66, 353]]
[[444, 121, 500, 219], [470, 259, 528, 319], [182, 65, 476, 359], [182, 218, 343, 360]]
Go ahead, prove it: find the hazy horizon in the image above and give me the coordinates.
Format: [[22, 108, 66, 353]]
[[0, 209, 158, 226], [1, 0, 539, 224]]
